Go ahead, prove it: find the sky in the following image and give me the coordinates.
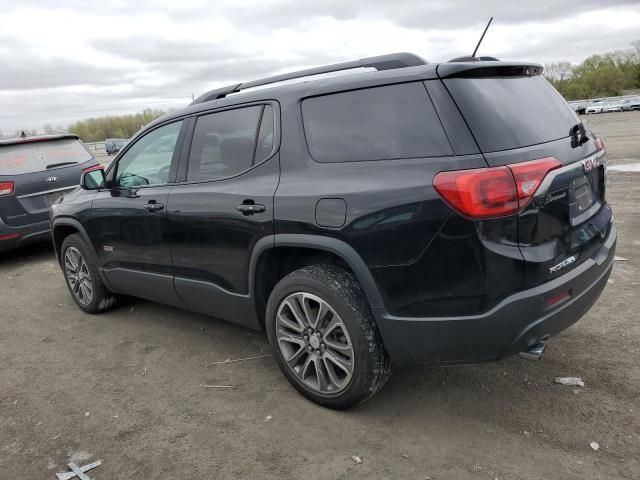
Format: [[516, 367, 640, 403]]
[[1, 0, 639, 134]]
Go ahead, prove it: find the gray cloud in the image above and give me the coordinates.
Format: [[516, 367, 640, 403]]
[[0, 0, 638, 133], [0, 56, 123, 90], [222, 0, 640, 30]]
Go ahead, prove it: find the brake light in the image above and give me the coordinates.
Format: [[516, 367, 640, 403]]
[[595, 138, 605, 151], [433, 157, 561, 219], [0, 181, 15, 196], [509, 157, 562, 208], [0, 232, 21, 241]]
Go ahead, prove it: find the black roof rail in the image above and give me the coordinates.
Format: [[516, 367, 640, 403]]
[[192, 52, 427, 104], [192, 83, 242, 103]]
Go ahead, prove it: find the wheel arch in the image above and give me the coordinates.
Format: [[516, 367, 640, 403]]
[[250, 234, 385, 329], [53, 218, 114, 290]]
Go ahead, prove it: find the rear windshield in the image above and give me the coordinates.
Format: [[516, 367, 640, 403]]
[[0, 139, 92, 175], [444, 76, 578, 152], [302, 82, 452, 162]]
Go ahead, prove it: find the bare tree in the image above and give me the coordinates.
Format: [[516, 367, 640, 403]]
[[543, 61, 574, 82]]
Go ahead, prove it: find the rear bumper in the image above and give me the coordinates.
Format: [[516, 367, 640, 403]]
[[0, 217, 51, 252], [374, 225, 616, 365]]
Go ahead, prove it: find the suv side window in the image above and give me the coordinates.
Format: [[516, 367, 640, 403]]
[[187, 105, 273, 182], [301, 82, 452, 162], [115, 121, 183, 188]]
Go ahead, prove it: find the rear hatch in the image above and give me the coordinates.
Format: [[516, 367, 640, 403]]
[[439, 63, 611, 287], [0, 136, 96, 226]]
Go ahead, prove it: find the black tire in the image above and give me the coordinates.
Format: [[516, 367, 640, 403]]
[[60, 233, 116, 314], [266, 264, 392, 409]]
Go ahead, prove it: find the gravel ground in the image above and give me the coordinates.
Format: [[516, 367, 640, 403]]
[[1, 112, 639, 479]]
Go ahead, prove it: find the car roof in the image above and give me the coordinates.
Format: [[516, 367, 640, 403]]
[[0, 133, 80, 147], [150, 61, 543, 136]]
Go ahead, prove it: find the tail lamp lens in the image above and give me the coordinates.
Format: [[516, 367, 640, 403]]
[[0, 181, 15, 196], [434, 157, 561, 219]]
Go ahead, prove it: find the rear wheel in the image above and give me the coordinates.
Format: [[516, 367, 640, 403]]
[[61, 234, 115, 314], [266, 264, 392, 409]]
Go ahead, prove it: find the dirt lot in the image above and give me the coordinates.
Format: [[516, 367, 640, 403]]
[[1, 112, 639, 479]]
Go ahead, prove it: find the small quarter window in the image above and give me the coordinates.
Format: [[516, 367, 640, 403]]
[[255, 105, 274, 164]]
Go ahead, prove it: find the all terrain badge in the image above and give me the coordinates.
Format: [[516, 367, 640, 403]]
[[549, 256, 576, 274]]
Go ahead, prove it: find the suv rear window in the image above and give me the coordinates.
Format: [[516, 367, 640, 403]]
[[444, 76, 578, 152], [0, 139, 92, 175], [302, 82, 452, 162]]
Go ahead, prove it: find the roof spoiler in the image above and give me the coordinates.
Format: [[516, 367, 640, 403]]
[[448, 55, 500, 62], [0, 133, 80, 147], [437, 62, 544, 79], [192, 52, 428, 104]]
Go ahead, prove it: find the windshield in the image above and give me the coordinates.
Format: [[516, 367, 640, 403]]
[[0, 139, 93, 175]]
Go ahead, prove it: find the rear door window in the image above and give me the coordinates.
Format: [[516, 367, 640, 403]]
[[301, 82, 452, 162], [187, 105, 271, 182], [444, 76, 579, 152], [0, 139, 92, 175]]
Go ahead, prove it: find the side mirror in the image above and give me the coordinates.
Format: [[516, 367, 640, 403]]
[[80, 165, 106, 190]]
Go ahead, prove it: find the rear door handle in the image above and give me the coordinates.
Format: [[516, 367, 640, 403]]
[[143, 201, 164, 213], [236, 203, 266, 215]]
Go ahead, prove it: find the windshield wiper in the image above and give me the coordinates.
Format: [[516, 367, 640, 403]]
[[46, 161, 78, 169], [569, 123, 589, 148]]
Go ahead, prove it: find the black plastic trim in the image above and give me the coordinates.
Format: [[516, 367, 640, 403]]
[[51, 217, 114, 290]]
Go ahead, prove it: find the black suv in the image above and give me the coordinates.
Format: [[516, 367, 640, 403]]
[[50, 53, 616, 409]]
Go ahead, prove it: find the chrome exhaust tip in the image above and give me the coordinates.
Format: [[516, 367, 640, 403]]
[[518, 342, 547, 361]]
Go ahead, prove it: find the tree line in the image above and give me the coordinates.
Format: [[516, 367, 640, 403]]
[[544, 41, 640, 100], [68, 108, 167, 142]]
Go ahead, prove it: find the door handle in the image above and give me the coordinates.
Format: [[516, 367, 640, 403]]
[[236, 202, 266, 215], [143, 201, 164, 213]]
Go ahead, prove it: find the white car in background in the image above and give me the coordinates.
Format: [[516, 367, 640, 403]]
[[585, 100, 606, 114], [622, 97, 640, 111], [604, 101, 623, 112]]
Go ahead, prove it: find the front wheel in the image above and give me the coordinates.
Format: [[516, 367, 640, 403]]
[[61, 233, 116, 314], [266, 264, 392, 409]]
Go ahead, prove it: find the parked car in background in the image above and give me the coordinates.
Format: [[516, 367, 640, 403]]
[[105, 138, 127, 155], [51, 53, 615, 409], [0, 134, 97, 252], [585, 100, 606, 114], [604, 101, 623, 112], [568, 101, 588, 115], [622, 97, 640, 111]]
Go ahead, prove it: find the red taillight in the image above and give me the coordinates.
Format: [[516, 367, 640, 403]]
[[595, 138, 605, 151], [434, 157, 561, 219], [0, 232, 21, 241], [0, 181, 15, 196], [433, 167, 518, 219], [509, 157, 562, 208]]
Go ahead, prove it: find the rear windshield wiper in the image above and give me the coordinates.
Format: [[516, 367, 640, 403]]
[[569, 123, 589, 148], [46, 161, 78, 169]]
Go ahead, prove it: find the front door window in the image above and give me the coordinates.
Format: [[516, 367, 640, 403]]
[[115, 121, 183, 188]]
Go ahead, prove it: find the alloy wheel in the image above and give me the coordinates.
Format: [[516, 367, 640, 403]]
[[275, 292, 354, 394], [64, 246, 93, 306]]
